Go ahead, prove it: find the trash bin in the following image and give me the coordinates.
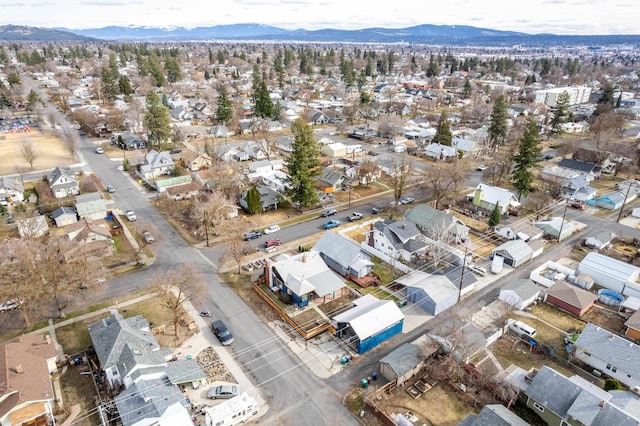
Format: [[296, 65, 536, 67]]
[[341, 357, 347, 365], [361, 378, 369, 389], [371, 372, 378, 381]]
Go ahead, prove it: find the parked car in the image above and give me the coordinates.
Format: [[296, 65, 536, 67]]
[[243, 231, 262, 241], [0, 299, 23, 312], [170, 148, 183, 154], [207, 385, 238, 399], [323, 220, 340, 229], [106, 185, 115, 193], [143, 231, 155, 243], [321, 209, 337, 217], [264, 225, 281, 235], [211, 320, 234, 346], [372, 207, 384, 214], [468, 265, 487, 277], [265, 239, 282, 248], [400, 197, 415, 205], [95, 146, 104, 154], [348, 212, 363, 222], [569, 201, 586, 210], [125, 210, 137, 221], [476, 164, 488, 171]]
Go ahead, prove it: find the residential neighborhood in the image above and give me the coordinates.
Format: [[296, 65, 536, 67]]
[[1, 30, 640, 426]]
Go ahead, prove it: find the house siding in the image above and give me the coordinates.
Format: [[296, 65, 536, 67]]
[[525, 397, 564, 426], [625, 327, 640, 340], [357, 320, 403, 354], [573, 347, 640, 389], [545, 295, 584, 317]]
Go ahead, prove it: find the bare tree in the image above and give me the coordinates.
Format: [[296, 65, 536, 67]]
[[377, 114, 404, 139], [422, 160, 470, 209], [522, 191, 554, 220], [224, 219, 251, 273], [390, 156, 413, 206], [18, 139, 38, 170], [129, 220, 161, 263], [358, 158, 380, 187], [190, 191, 234, 238], [149, 264, 205, 340], [590, 110, 625, 154], [56, 123, 81, 160]]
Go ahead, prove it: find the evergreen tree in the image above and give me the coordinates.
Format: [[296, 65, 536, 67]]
[[511, 119, 542, 199], [549, 91, 571, 136], [254, 79, 273, 118], [463, 78, 472, 98], [165, 56, 182, 83], [216, 87, 233, 125], [100, 67, 118, 102], [118, 75, 133, 96], [204, 69, 211, 80], [26, 90, 42, 111], [433, 112, 452, 146], [143, 90, 172, 148], [285, 118, 321, 209], [245, 186, 262, 214], [488, 95, 509, 147], [488, 202, 501, 227]]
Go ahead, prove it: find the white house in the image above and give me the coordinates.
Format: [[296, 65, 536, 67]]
[[0, 176, 24, 203], [499, 279, 542, 310], [364, 219, 428, 261], [467, 184, 520, 215], [423, 143, 458, 160], [48, 166, 79, 199], [139, 150, 175, 181]]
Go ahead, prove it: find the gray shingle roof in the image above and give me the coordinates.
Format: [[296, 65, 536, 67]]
[[115, 378, 187, 426], [526, 366, 585, 418], [575, 323, 640, 376], [501, 279, 540, 301], [493, 239, 533, 261], [313, 231, 369, 271], [546, 281, 597, 310], [379, 335, 436, 380], [458, 404, 529, 426], [558, 158, 598, 172]]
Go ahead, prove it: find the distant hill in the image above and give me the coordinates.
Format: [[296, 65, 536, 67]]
[[0, 25, 92, 41]]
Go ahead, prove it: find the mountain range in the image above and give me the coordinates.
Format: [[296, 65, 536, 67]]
[[1, 23, 639, 45]]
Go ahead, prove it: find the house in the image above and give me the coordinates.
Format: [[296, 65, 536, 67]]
[[545, 281, 597, 317], [494, 220, 544, 242], [320, 142, 347, 158], [364, 220, 428, 261], [17, 215, 49, 238], [405, 204, 469, 243], [312, 231, 373, 278], [379, 335, 438, 385], [267, 120, 282, 132], [64, 218, 113, 260], [492, 239, 533, 268], [267, 251, 347, 307], [156, 176, 198, 198], [0, 176, 24, 204], [535, 216, 574, 241], [522, 365, 640, 426], [467, 184, 520, 215], [451, 136, 478, 156], [88, 312, 206, 390], [0, 335, 58, 426], [239, 185, 281, 212], [333, 294, 404, 354], [261, 170, 289, 193], [499, 279, 542, 310], [210, 125, 235, 138], [573, 323, 640, 389], [596, 192, 629, 210], [316, 168, 346, 193], [624, 309, 640, 340], [75, 192, 107, 221], [243, 141, 267, 161], [48, 166, 79, 198], [584, 231, 615, 250], [395, 270, 459, 315], [275, 135, 294, 152], [304, 109, 330, 125], [51, 206, 78, 227], [577, 252, 640, 294], [557, 158, 601, 180], [139, 150, 175, 181], [177, 149, 213, 172], [170, 105, 192, 121], [459, 405, 529, 426], [111, 132, 146, 150], [422, 143, 458, 160]]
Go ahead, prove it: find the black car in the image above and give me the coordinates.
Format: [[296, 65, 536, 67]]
[[170, 147, 183, 154], [321, 209, 337, 217], [243, 231, 262, 241], [211, 320, 234, 346]]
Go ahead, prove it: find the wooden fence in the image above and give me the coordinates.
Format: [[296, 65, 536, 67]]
[[252, 282, 335, 339]]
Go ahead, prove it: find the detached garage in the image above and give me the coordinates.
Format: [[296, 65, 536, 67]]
[[577, 252, 640, 294], [499, 279, 542, 310], [379, 335, 438, 385], [545, 281, 597, 317], [396, 271, 459, 316], [492, 239, 533, 268]]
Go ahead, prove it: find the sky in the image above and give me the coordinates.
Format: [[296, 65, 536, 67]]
[[2, 0, 638, 35]]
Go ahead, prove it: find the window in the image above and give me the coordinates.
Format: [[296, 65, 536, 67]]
[[533, 402, 545, 412], [561, 421, 570, 426]]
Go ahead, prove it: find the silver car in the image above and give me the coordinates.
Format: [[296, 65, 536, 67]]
[[207, 384, 238, 399]]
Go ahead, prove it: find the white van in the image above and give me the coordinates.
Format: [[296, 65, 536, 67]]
[[507, 319, 537, 339]]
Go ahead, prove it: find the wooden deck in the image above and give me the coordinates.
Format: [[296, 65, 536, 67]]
[[348, 274, 379, 288]]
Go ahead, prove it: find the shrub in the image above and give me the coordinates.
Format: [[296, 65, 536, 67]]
[[604, 378, 624, 391]]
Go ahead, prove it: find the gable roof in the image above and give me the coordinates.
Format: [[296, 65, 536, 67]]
[[578, 252, 640, 283], [468, 184, 520, 209], [115, 378, 192, 426], [0, 176, 24, 193], [141, 150, 174, 173], [76, 197, 107, 217], [271, 251, 346, 297], [493, 239, 533, 261], [501, 279, 542, 301], [558, 158, 599, 173], [48, 166, 78, 188], [52, 206, 77, 219], [459, 404, 529, 426], [317, 168, 344, 186], [379, 335, 437, 379], [395, 271, 459, 303], [405, 204, 468, 236], [333, 295, 404, 341], [546, 281, 598, 309], [313, 231, 370, 271], [575, 323, 640, 375]]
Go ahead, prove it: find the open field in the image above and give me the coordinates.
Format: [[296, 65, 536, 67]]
[[0, 131, 71, 175]]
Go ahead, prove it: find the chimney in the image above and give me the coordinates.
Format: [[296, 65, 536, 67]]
[[45, 335, 52, 345], [302, 254, 307, 263], [599, 401, 606, 410], [14, 364, 24, 374]]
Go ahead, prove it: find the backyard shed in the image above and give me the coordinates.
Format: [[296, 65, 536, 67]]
[[492, 239, 533, 268], [499, 279, 542, 310], [51, 206, 78, 227], [535, 217, 574, 241], [584, 231, 615, 250], [333, 294, 404, 354], [379, 335, 437, 384], [396, 271, 459, 316], [320, 142, 347, 158], [545, 281, 597, 317], [577, 252, 640, 294]]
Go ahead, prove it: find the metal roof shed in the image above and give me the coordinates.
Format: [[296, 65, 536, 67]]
[[499, 279, 542, 310], [577, 252, 640, 294], [492, 239, 533, 268]]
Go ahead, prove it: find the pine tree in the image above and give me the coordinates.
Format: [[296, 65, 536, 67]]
[[143, 90, 172, 148], [216, 87, 233, 125], [100, 67, 118, 102], [463, 78, 472, 98], [512, 119, 542, 199], [245, 186, 262, 214], [254, 79, 273, 119], [285, 118, 321, 209], [26, 90, 41, 111], [549, 91, 571, 136], [118, 75, 133, 96], [433, 112, 452, 146], [488, 95, 509, 147], [488, 202, 501, 227]]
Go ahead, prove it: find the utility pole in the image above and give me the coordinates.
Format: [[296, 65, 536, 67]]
[[458, 246, 469, 304], [203, 210, 209, 247], [557, 197, 571, 242], [617, 179, 634, 223]]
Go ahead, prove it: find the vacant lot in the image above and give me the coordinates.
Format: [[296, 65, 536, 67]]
[[490, 337, 574, 377], [0, 131, 70, 175]]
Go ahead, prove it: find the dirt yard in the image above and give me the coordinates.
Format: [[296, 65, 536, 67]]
[[530, 303, 586, 333], [581, 304, 626, 333], [0, 131, 71, 175], [57, 365, 101, 426]]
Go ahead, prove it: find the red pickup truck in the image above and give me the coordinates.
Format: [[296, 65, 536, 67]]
[[265, 239, 282, 248]]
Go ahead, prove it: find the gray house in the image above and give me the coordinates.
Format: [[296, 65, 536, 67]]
[[239, 185, 281, 212], [396, 271, 459, 316], [405, 204, 469, 243], [313, 231, 373, 278], [492, 239, 533, 268], [75, 192, 107, 221], [51, 206, 78, 227], [459, 405, 529, 426]]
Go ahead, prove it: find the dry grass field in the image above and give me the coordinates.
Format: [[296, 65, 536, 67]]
[[0, 131, 71, 175]]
